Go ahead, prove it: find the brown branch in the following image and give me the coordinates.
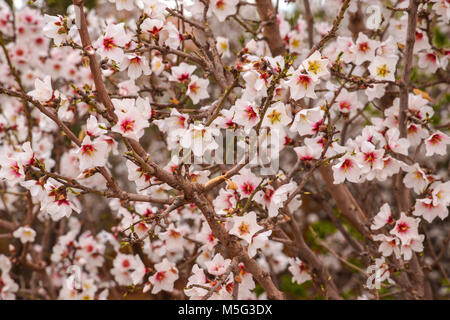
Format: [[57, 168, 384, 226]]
[[302, 0, 314, 48], [254, 0, 285, 56]]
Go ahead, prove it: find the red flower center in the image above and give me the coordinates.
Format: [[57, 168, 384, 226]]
[[122, 259, 130, 268], [359, 42, 369, 52], [297, 75, 311, 87], [429, 134, 441, 145], [103, 37, 115, 50], [155, 271, 166, 282], [245, 106, 258, 121], [341, 159, 353, 172], [81, 144, 96, 156], [397, 222, 409, 234], [241, 182, 254, 195], [120, 118, 135, 133]]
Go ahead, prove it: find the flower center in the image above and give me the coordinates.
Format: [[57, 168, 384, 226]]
[[241, 182, 254, 195], [122, 259, 130, 268], [238, 222, 250, 236], [397, 222, 409, 234], [245, 106, 258, 121], [81, 144, 96, 156], [307, 60, 322, 74], [341, 159, 353, 172], [359, 42, 369, 52], [120, 118, 135, 133], [376, 64, 390, 77], [216, 0, 225, 10], [429, 134, 441, 145], [103, 37, 115, 50], [267, 109, 282, 124], [297, 75, 311, 87], [155, 271, 166, 282]]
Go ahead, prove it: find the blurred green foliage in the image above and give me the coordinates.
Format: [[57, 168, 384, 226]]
[[279, 274, 311, 299], [433, 26, 450, 49]]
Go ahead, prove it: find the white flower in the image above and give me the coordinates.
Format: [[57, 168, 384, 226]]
[[111, 99, 149, 140], [413, 197, 448, 223], [205, 253, 231, 276], [290, 106, 323, 136], [141, 17, 164, 35], [148, 258, 179, 294], [261, 101, 292, 129], [13, 226, 36, 243], [425, 131, 450, 156], [266, 182, 299, 218], [288, 257, 311, 285], [230, 168, 262, 198], [403, 163, 428, 194], [242, 70, 268, 100], [159, 223, 186, 253], [229, 211, 263, 244], [93, 23, 129, 62], [43, 15, 74, 46], [216, 36, 231, 58], [159, 22, 181, 49], [302, 51, 330, 80], [180, 123, 219, 157], [353, 33, 378, 65], [76, 136, 109, 171], [400, 235, 425, 261], [120, 53, 151, 79], [248, 230, 272, 258], [386, 128, 410, 156], [232, 99, 260, 133], [28, 76, 53, 103], [390, 212, 421, 245], [168, 62, 196, 82], [210, 0, 239, 22], [431, 181, 450, 206], [111, 253, 146, 286], [286, 69, 318, 100], [368, 56, 398, 81], [332, 155, 362, 184], [372, 234, 401, 258], [371, 203, 394, 230], [418, 51, 441, 73], [187, 75, 209, 104], [151, 55, 165, 75]]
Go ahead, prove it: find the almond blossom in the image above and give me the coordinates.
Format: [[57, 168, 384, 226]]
[[13, 226, 36, 243], [0, 0, 448, 303], [76, 136, 109, 171], [148, 259, 179, 294], [229, 211, 263, 244], [93, 23, 129, 62]]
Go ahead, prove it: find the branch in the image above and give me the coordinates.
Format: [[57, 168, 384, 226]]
[[254, 0, 285, 56]]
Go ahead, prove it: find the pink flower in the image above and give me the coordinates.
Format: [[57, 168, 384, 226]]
[[371, 203, 394, 230], [425, 130, 450, 156], [205, 253, 231, 276], [332, 155, 362, 184], [230, 168, 262, 198], [148, 258, 179, 294], [111, 99, 149, 140], [93, 23, 129, 62], [288, 257, 311, 285], [210, 0, 239, 22], [229, 211, 263, 244], [390, 212, 421, 245], [76, 136, 108, 171]]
